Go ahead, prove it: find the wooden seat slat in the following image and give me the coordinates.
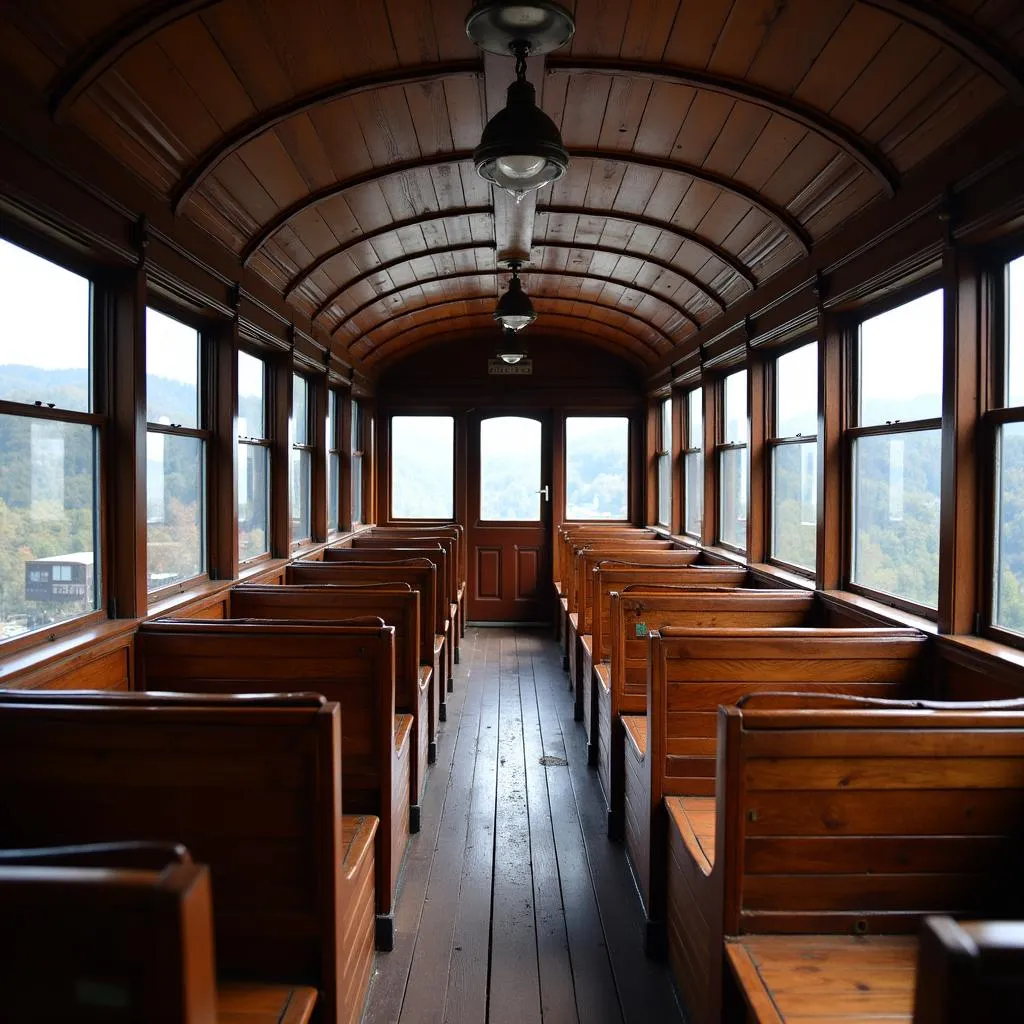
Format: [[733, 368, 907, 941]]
[[218, 983, 319, 1024]]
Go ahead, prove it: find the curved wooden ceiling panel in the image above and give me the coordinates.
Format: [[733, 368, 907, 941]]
[[3, 0, 1019, 372]]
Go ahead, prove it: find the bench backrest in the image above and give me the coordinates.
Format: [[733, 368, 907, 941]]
[[287, 559, 437, 657], [566, 539, 675, 612], [610, 591, 817, 715], [332, 544, 450, 624], [0, 858, 218, 1023], [136, 620, 395, 820], [717, 699, 1024, 935], [650, 627, 928, 799], [0, 697, 343, 1017], [915, 917, 1024, 1023], [230, 584, 420, 713], [578, 548, 700, 638], [355, 533, 460, 603], [372, 523, 464, 587], [556, 526, 654, 583]]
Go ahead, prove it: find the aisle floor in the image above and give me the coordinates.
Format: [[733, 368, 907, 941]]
[[362, 626, 686, 1024]]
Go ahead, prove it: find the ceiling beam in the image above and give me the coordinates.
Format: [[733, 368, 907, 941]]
[[313, 240, 722, 325], [365, 313, 655, 369], [372, 320, 651, 372], [242, 148, 812, 265], [329, 267, 699, 337], [49, 0, 226, 121], [537, 204, 756, 289], [171, 62, 482, 213], [548, 58, 899, 196], [858, 1, 1024, 102], [349, 294, 672, 357]]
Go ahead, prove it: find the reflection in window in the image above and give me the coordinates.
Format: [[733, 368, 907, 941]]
[[290, 374, 312, 543], [771, 343, 817, 571], [851, 290, 943, 609], [657, 398, 672, 528], [565, 417, 628, 521], [392, 415, 454, 519], [146, 308, 205, 591], [480, 416, 541, 521], [238, 351, 269, 562], [684, 388, 703, 537], [719, 370, 747, 550]]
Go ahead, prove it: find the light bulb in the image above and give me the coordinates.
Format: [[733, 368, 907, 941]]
[[496, 154, 547, 180], [499, 314, 533, 331], [499, 6, 548, 28], [499, 352, 525, 364]]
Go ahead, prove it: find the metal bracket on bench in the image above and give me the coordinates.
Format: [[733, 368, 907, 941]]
[[410, 804, 421, 835], [375, 913, 395, 952]]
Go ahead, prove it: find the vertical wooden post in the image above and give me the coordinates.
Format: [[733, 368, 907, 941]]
[[364, 400, 377, 525], [644, 399, 658, 526], [671, 389, 683, 535], [209, 318, 238, 580], [702, 377, 719, 547], [747, 350, 767, 562], [938, 243, 982, 634], [270, 354, 291, 557], [816, 310, 844, 591], [108, 266, 148, 617], [455, 407, 468, 529]]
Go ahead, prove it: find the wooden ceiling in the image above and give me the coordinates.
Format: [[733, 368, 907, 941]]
[[1, 0, 1022, 373]]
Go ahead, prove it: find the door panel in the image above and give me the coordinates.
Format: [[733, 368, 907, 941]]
[[467, 412, 552, 622]]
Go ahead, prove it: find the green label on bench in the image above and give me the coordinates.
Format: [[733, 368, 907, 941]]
[[635, 622, 648, 638]]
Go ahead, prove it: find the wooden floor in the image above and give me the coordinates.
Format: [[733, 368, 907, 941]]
[[363, 626, 685, 1024]]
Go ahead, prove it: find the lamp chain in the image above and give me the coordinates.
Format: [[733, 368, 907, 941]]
[[512, 41, 530, 82]]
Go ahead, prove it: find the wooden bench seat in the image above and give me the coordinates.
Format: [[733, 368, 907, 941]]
[[230, 583, 432, 825], [135, 619, 407, 950], [666, 796, 715, 874], [0, 694, 365, 1024], [287, 558, 445, 725], [602, 589, 810, 837], [629, 627, 929, 944], [671, 694, 1024, 1024]]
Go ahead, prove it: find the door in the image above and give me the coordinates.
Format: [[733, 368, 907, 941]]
[[467, 411, 552, 622]]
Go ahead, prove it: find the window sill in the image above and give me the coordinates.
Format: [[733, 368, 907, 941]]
[[748, 562, 816, 591], [818, 589, 938, 633], [0, 617, 138, 687]]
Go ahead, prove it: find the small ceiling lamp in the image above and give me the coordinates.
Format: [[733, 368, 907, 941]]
[[497, 327, 527, 364], [494, 260, 536, 332], [466, 2, 575, 202]]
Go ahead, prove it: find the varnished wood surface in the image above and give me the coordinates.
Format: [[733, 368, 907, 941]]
[[362, 626, 683, 1024]]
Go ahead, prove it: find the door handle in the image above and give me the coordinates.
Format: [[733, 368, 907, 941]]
[[538, 485, 550, 501]]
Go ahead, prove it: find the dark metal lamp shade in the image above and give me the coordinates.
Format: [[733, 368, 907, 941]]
[[464, 1, 575, 56], [494, 269, 536, 332]]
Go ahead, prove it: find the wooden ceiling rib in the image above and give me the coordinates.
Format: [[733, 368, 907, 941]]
[[3, 0, 1021, 370]]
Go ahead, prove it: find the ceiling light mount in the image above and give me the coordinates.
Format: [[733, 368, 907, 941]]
[[465, 1, 575, 57], [493, 259, 537, 333]]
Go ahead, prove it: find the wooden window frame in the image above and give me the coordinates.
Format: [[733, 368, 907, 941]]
[[289, 371, 314, 548], [717, 368, 748, 555], [351, 397, 365, 527], [144, 302, 211, 602], [767, 337, 818, 579], [655, 395, 672, 529], [237, 347, 272, 567], [682, 386, 703, 541], [843, 281, 944, 620], [326, 387, 343, 536]]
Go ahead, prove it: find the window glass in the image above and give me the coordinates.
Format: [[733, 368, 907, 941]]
[[0, 239, 91, 413], [0, 415, 99, 637], [684, 451, 703, 537], [237, 351, 264, 439], [146, 309, 200, 428], [657, 399, 672, 527], [859, 290, 943, 425], [776, 343, 817, 437], [1008, 255, 1024, 408], [290, 447, 311, 542], [688, 387, 702, 447], [772, 442, 816, 571], [351, 399, 363, 525], [480, 416, 542, 521], [147, 433, 204, 588], [238, 443, 269, 563], [291, 374, 308, 446], [391, 415, 454, 519], [565, 417, 629, 520], [327, 391, 340, 531], [994, 422, 1024, 633], [720, 447, 747, 549], [723, 371, 747, 444], [852, 429, 941, 607]]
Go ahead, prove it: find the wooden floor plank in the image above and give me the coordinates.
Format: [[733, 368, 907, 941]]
[[444, 629, 502, 1024], [489, 634, 543, 1024], [516, 631, 579, 1024]]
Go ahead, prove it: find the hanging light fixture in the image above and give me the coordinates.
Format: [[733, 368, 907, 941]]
[[493, 260, 536, 332], [497, 326, 527, 364], [466, 2, 575, 202]]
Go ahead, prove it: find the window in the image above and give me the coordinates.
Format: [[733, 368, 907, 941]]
[[146, 308, 205, 592], [1, 239, 100, 642], [237, 351, 269, 562], [850, 289, 942, 611], [289, 373, 312, 544], [351, 398, 364, 526], [993, 255, 1024, 635], [327, 390, 342, 533], [656, 398, 672, 528], [718, 370, 748, 550], [391, 415, 454, 519], [683, 388, 703, 538], [480, 416, 542, 521], [565, 416, 629, 520], [771, 342, 818, 572]]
